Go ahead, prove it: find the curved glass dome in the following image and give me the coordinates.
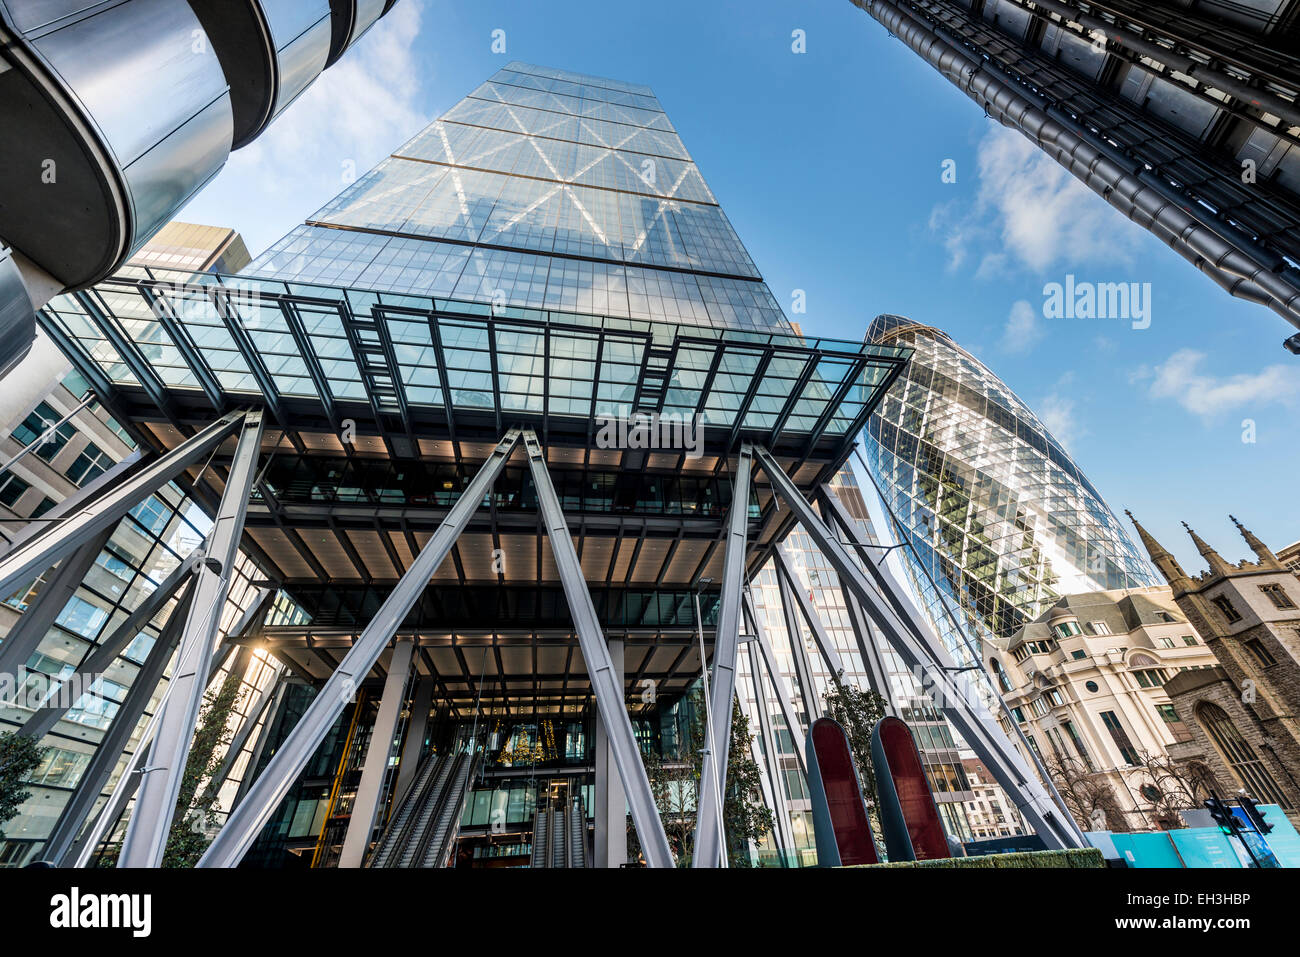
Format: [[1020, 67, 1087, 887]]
[[861, 315, 1158, 658]]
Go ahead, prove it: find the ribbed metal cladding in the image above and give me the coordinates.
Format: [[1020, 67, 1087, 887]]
[[0, 0, 401, 374], [851, 0, 1300, 345]]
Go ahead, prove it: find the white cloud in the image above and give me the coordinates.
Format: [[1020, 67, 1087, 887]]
[[931, 126, 1140, 276], [1144, 348, 1300, 418], [1000, 298, 1044, 353], [179, 1, 431, 254], [1035, 392, 1084, 449]]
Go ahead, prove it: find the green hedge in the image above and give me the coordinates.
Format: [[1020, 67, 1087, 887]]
[[849, 848, 1104, 869]]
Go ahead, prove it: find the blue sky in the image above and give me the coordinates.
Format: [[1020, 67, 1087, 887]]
[[180, 0, 1300, 573]]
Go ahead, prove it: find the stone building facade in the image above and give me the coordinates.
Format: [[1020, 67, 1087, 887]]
[[991, 586, 1221, 832], [1129, 514, 1300, 824]]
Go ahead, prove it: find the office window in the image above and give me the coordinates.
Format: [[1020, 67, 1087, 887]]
[[1089, 620, 1111, 635], [11, 402, 74, 461], [1071, 649, 1087, 660], [1258, 583, 1296, 610], [1063, 720, 1094, 771], [1243, 638, 1277, 667], [31, 496, 55, 517], [1182, 635, 1198, 646], [65, 442, 112, 485], [1156, 704, 1181, 724], [0, 472, 30, 508], [1211, 595, 1243, 624], [1100, 710, 1139, 766]]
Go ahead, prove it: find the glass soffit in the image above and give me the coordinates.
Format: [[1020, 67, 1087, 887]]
[[40, 266, 910, 441]]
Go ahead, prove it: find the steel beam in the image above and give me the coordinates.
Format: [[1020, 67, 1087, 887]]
[[743, 593, 807, 773], [692, 443, 752, 868], [813, 487, 896, 703], [119, 411, 265, 867], [20, 554, 200, 741], [776, 565, 822, 722], [522, 429, 673, 868], [67, 645, 241, 867], [0, 410, 246, 596], [594, 635, 627, 868], [340, 637, 414, 867], [392, 676, 435, 806], [773, 545, 848, 684], [204, 660, 286, 802], [746, 634, 795, 865], [198, 429, 524, 868], [0, 526, 113, 681], [42, 586, 194, 864], [751, 445, 1086, 849], [0, 451, 141, 557]]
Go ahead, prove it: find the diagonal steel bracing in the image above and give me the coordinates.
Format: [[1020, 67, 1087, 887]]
[[692, 443, 752, 868], [197, 429, 524, 868], [19, 553, 200, 741], [522, 429, 674, 869], [0, 410, 246, 597], [119, 411, 266, 867], [750, 444, 1086, 850]]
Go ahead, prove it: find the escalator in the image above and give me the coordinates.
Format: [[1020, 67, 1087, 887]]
[[529, 797, 589, 868], [367, 750, 478, 868]]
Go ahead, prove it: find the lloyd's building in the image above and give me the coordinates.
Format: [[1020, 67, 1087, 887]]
[[3, 63, 1085, 867]]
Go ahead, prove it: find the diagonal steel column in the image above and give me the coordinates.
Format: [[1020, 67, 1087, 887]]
[[0, 410, 246, 596], [20, 554, 200, 741], [0, 451, 141, 559], [692, 443, 752, 868], [812, 488, 895, 704], [198, 428, 524, 868], [392, 675, 435, 807], [742, 593, 807, 773], [42, 585, 195, 864], [0, 526, 113, 680], [119, 411, 266, 867], [203, 660, 286, 803], [745, 633, 795, 865], [521, 429, 674, 869], [773, 545, 848, 685], [66, 644, 241, 867], [339, 636, 414, 867], [751, 445, 1086, 849], [776, 564, 823, 722]]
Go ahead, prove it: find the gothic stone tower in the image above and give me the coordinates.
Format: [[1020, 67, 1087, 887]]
[[1129, 513, 1300, 820]]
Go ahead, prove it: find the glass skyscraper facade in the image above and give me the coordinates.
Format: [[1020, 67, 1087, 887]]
[[245, 62, 790, 332], [862, 315, 1158, 661]]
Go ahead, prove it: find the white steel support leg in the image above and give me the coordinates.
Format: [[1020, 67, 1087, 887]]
[[198, 429, 524, 868], [746, 636, 795, 865], [69, 645, 242, 867], [119, 411, 266, 867], [776, 566, 823, 722], [339, 637, 414, 867], [594, 635, 627, 868], [41, 586, 195, 864], [0, 527, 113, 680], [392, 676, 435, 807], [742, 593, 807, 773], [0, 410, 246, 596], [521, 429, 674, 869], [692, 443, 752, 868], [751, 445, 1086, 850], [19, 554, 200, 741], [773, 545, 848, 684], [813, 489, 894, 703]]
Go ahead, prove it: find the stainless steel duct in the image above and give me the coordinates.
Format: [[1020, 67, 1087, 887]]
[[854, 0, 1300, 346]]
